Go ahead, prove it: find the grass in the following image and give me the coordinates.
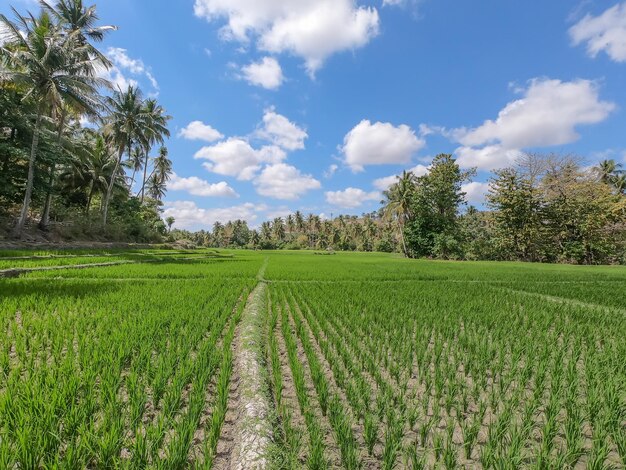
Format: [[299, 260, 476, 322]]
[[0, 248, 624, 468]]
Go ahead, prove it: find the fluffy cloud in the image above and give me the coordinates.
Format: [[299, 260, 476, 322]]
[[256, 108, 307, 150], [462, 182, 490, 206], [570, 2, 626, 62], [373, 164, 430, 190], [104, 47, 159, 91], [452, 78, 615, 170], [455, 145, 524, 171], [325, 187, 380, 208], [163, 201, 264, 230], [193, 0, 379, 74], [342, 120, 425, 172], [254, 163, 321, 200], [241, 57, 284, 89], [169, 174, 238, 198], [455, 79, 614, 149], [195, 138, 286, 180], [178, 121, 223, 142]]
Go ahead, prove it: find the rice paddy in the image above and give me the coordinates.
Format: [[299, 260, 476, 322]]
[[0, 249, 624, 468]]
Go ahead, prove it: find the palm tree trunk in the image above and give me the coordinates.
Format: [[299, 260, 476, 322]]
[[102, 148, 123, 226], [38, 163, 55, 230], [86, 180, 95, 216], [141, 150, 149, 203], [399, 221, 408, 257], [13, 110, 42, 237], [39, 112, 66, 230]]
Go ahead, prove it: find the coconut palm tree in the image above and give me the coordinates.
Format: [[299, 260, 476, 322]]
[[128, 145, 143, 187], [139, 99, 171, 203], [272, 217, 285, 241], [294, 210, 305, 234], [0, 8, 106, 235], [613, 174, 626, 195], [101, 85, 146, 225], [383, 170, 417, 256], [38, 1, 114, 229], [286, 214, 295, 238], [40, 0, 116, 47], [594, 159, 623, 184], [146, 174, 166, 202]]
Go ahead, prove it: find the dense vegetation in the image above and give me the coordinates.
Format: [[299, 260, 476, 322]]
[[0, 0, 172, 242], [0, 249, 624, 467], [174, 153, 626, 265], [264, 252, 625, 468]]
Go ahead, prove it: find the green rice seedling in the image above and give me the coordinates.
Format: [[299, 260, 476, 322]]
[[381, 410, 403, 470], [403, 444, 426, 470], [364, 412, 379, 456], [433, 431, 444, 462], [461, 416, 480, 460], [587, 429, 612, 470], [328, 396, 360, 470], [442, 432, 457, 470], [408, 406, 419, 430]]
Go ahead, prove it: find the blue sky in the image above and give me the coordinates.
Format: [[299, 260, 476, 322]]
[[4, 0, 626, 229]]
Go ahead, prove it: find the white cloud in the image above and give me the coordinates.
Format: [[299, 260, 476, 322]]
[[255, 108, 307, 150], [99, 67, 138, 92], [452, 78, 615, 170], [100, 47, 159, 92], [570, 2, 626, 62], [455, 79, 614, 149], [254, 163, 321, 200], [178, 121, 224, 142], [163, 201, 263, 230], [107, 47, 145, 74], [241, 56, 284, 89], [324, 164, 339, 178], [455, 145, 524, 171], [195, 138, 286, 180], [342, 120, 425, 172], [169, 173, 239, 198], [325, 187, 380, 208], [193, 0, 380, 74], [462, 182, 490, 206], [373, 164, 430, 190]]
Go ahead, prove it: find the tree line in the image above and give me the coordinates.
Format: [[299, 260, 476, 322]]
[[1, 0, 173, 241], [173, 153, 626, 265]]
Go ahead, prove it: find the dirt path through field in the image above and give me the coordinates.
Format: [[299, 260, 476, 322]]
[[225, 259, 272, 470]]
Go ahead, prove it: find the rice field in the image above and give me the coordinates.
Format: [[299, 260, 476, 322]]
[[0, 249, 624, 468]]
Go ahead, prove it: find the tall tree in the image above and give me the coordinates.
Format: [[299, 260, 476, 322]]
[[0, 8, 106, 235], [404, 155, 474, 258], [38, 0, 114, 229], [487, 168, 542, 261], [138, 99, 171, 202], [383, 170, 416, 256], [101, 86, 145, 225]]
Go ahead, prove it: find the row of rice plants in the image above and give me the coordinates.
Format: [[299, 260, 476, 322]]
[[272, 279, 625, 468], [0, 275, 253, 467], [22, 255, 264, 280]]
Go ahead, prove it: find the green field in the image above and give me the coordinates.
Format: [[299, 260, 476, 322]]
[[0, 250, 624, 468]]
